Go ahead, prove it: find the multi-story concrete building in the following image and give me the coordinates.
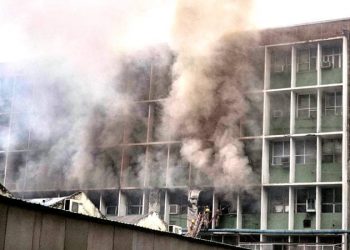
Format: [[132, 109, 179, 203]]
[[1, 18, 350, 249]]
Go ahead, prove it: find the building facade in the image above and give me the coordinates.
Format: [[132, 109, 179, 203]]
[[0, 19, 350, 249]]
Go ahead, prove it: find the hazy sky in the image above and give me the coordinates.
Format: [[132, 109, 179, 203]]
[[0, 0, 350, 62], [254, 0, 350, 28]]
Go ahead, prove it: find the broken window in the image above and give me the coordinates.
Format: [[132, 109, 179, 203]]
[[322, 187, 342, 213], [322, 138, 342, 163], [324, 91, 342, 116], [269, 188, 289, 213], [297, 94, 317, 119], [169, 190, 188, 215], [295, 188, 315, 213], [147, 145, 168, 187], [271, 141, 290, 166], [295, 139, 316, 164]]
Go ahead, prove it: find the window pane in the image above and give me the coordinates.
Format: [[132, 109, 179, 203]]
[[295, 141, 304, 155], [335, 188, 342, 202], [298, 95, 309, 109], [335, 204, 342, 213], [273, 142, 283, 156], [297, 205, 306, 213], [298, 110, 309, 118], [296, 156, 304, 164], [322, 204, 333, 213], [322, 188, 333, 203]]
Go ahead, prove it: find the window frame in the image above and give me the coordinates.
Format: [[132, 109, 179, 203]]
[[324, 91, 342, 116], [271, 141, 290, 166], [297, 47, 317, 72], [269, 188, 289, 213], [322, 138, 342, 164], [271, 51, 291, 73], [296, 94, 317, 119], [295, 139, 316, 165], [295, 188, 316, 213], [321, 187, 342, 213], [322, 46, 342, 69]]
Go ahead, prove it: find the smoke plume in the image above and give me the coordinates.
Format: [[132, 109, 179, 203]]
[[0, 0, 174, 190], [163, 0, 261, 190]]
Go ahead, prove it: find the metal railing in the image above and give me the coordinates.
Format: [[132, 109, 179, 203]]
[[239, 243, 343, 250]]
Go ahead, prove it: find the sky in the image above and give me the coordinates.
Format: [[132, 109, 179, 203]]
[[0, 0, 350, 62]]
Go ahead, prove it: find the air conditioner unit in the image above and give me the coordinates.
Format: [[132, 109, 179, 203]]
[[281, 157, 290, 166], [168, 225, 182, 235], [321, 60, 332, 69], [64, 199, 80, 213], [306, 198, 316, 213], [169, 204, 180, 214]]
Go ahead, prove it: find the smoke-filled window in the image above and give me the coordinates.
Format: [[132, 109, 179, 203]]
[[271, 141, 290, 166], [321, 187, 341, 213], [127, 192, 143, 215], [268, 188, 289, 213], [296, 93, 317, 119], [297, 46, 317, 72], [322, 138, 342, 163], [0, 76, 13, 113], [323, 91, 342, 116], [271, 50, 291, 73], [122, 146, 146, 187], [167, 144, 189, 187], [9, 112, 30, 150], [5, 152, 27, 190], [0, 114, 9, 151], [295, 188, 315, 213], [147, 145, 168, 187], [295, 139, 316, 164], [125, 103, 149, 143]]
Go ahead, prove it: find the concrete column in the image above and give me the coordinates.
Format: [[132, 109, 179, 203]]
[[316, 136, 322, 183], [317, 42, 322, 85], [236, 193, 242, 229], [290, 91, 295, 135], [164, 190, 169, 223], [291, 46, 296, 88], [118, 190, 127, 216], [288, 186, 294, 230], [289, 138, 295, 183], [260, 187, 268, 230], [315, 186, 321, 230]]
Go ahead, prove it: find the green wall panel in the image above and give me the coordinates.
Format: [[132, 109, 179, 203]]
[[270, 118, 290, 135], [296, 71, 317, 87], [321, 213, 342, 229], [267, 213, 289, 229], [270, 166, 289, 183], [322, 115, 342, 132], [294, 213, 316, 229], [270, 73, 291, 89], [242, 214, 260, 229], [217, 214, 236, 229], [295, 164, 316, 183], [322, 68, 342, 84], [321, 163, 342, 182], [295, 118, 316, 134]]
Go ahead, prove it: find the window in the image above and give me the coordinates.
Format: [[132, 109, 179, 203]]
[[127, 194, 143, 215], [297, 94, 317, 119], [269, 188, 289, 213], [271, 141, 290, 165], [295, 139, 316, 164], [271, 51, 291, 73], [297, 47, 317, 72], [322, 139, 342, 163], [322, 187, 341, 213], [322, 46, 342, 69], [324, 92, 342, 116], [295, 188, 315, 213], [106, 206, 118, 215]]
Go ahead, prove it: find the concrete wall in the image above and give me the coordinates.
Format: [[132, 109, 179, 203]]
[[0, 195, 244, 250]]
